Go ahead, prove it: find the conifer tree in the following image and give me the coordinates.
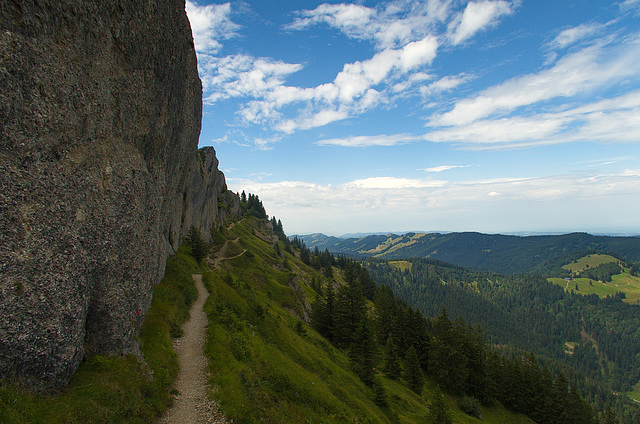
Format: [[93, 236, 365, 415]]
[[602, 407, 618, 424], [332, 278, 365, 348], [428, 385, 453, 424], [374, 284, 396, 345], [186, 225, 208, 262], [310, 285, 334, 341], [383, 338, 402, 380], [404, 345, 424, 394], [350, 319, 375, 386], [372, 377, 387, 407]]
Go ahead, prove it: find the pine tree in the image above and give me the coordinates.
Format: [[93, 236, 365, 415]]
[[350, 319, 375, 386], [601, 407, 618, 424], [404, 345, 424, 394], [186, 225, 208, 262], [429, 308, 468, 395], [383, 338, 402, 380], [332, 278, 365, 348], [373, 284, 396, 345], [372, 377, 387, 407], [428, 385, 453, 424], [310, 285, 334, 341]]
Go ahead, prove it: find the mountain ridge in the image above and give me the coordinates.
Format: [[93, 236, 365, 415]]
[[296, 231, 640, 274]]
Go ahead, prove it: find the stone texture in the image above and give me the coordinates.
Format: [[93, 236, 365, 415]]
[[0, 0, 238, 391]]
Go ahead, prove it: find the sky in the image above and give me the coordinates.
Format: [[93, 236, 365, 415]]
[[185, 0, 640, 236]]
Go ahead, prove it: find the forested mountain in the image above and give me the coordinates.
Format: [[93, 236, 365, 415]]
[[297, 232, 640, 274], [200, 213, 541, 423], [363, 257, 640, 423]]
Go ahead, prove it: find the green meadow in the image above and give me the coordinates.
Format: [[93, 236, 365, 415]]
[[549, 254, 640, 304]]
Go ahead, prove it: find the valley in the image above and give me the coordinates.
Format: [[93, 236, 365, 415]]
[[3, 197, 640, 423]]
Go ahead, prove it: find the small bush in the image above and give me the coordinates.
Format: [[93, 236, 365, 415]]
[[459, 396, 483, 419]]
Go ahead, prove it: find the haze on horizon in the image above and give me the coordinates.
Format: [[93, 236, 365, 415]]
[[186, 0, 640, 236]]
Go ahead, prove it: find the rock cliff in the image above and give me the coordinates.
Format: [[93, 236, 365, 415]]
[[0, 0, 239, 391]]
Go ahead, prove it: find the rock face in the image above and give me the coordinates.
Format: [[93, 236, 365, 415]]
[[0, 0, 239, 391]]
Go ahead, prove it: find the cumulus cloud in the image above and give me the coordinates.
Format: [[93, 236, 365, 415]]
[[286, 0, 450, 49], [425, 115, 570, 145], [447, 1, 513, 45], [185, 1, 240, 54], [235, 34, 438, 133], [229, 169, 640, 234], [186, 1, 517, 144]]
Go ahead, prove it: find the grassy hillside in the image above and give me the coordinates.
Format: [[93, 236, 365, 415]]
[[562, 254, 621, 273], [204, 218, 534, 424], [0, 247, 201, 424], [549, 254, 640, 304]]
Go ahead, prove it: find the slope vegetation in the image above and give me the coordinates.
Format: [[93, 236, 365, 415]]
[[300, 232, 640, 274], [203, 217, 538, 424]]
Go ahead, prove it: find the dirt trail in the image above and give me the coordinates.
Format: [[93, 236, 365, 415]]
[[157, 274, 230, 424], [209, 238, 245, 269]]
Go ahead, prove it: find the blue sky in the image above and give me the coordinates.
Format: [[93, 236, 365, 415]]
[[186, 0, 640, 236]]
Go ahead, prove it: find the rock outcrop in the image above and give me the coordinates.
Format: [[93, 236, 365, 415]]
[[0, 0, 238, 391]]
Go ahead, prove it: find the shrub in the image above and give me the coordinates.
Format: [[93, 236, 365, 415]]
[[459, 396, 483, 419]]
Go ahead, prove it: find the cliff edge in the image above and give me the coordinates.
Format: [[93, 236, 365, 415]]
[[0, 0, 238, 391]]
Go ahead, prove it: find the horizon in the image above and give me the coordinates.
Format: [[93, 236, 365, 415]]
[[186, 0, 640, 236], [291, 228, 640, 239]]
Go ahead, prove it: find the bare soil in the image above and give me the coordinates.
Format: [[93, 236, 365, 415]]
[[157, 274, 230, 424]]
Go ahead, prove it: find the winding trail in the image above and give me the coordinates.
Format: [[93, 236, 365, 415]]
[[157, 274, 230, 424], [209, 238, 245, 269]]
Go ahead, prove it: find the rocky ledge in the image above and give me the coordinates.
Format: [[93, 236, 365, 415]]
[[0, 0, 238, 391]]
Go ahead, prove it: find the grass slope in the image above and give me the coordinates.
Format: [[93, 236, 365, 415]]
[[0, 247, 201, 423], [205, 218, 533, 424], [549, 254, 640, 304]]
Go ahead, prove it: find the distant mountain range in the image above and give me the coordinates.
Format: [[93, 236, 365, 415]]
[[295, 231, 640, 274]]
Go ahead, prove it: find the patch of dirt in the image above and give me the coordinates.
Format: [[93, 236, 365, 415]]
[[157, 274, 231, 424]]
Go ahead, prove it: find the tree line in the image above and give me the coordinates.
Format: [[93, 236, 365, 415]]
[[296, 244, 612, 423], [364, 257, 640, 423]]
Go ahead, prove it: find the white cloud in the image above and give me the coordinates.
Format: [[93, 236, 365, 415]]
[[447, 1, 513, 45], [229, 169, 640, 234], [185, 1, 240, 54], [422, 165, 469, 172], [347, 177, 446, 189], [287, 3, 374, 33], [199, 54, 303, 104], [287, 1, 449, 50], [620, 0, 640, 13], [423, 89, 640, 147], [316, 133, 420, 147], [432, 37, 640, 126], [425, 115, 569, 145], [550, 23, 602, 49], [233, 34, 438, 133], [420, 73, 470, 96]]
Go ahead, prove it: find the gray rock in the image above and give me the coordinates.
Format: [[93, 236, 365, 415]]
[[0, 0, 238, 391]]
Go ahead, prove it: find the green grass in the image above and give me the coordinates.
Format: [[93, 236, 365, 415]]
[[202, 218, 535, 424], [389, 260, 413, 272], [549, 253, 640, 304], [0, 247, 200, 424], [627, 381, 640, 403], [549, 273, 640, 304], [562, 254, 620, 273]]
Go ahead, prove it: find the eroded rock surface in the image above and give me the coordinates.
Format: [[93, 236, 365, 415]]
[[0, 0, 238, 391]]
